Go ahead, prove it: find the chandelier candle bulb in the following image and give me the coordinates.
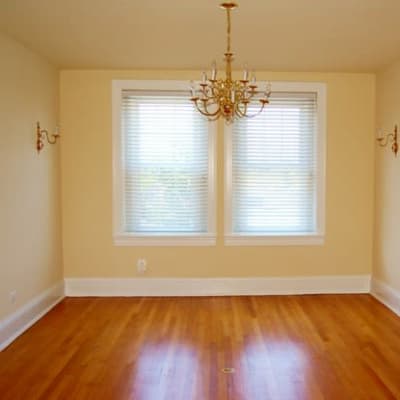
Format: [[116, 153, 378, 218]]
[[211, 61, 217, 80], [243, 64, 249, 81], [190, 81, 196, 98], [231, 89, 235, 103]]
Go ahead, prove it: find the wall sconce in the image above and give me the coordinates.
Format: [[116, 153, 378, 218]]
[[377, 124, 398, 157], [36, 121, 60, 153]]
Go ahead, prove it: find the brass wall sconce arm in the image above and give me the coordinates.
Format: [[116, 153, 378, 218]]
[[377, 124, 398, 157], [36, 121, 60, 153]]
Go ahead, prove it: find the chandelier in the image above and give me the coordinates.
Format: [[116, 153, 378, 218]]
[[190, 2, 271, 123]]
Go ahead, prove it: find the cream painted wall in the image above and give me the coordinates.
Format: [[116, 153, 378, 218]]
[[374, 60, 400, 292], [0, 33, 62, 319], [60, 70, 375, 278]]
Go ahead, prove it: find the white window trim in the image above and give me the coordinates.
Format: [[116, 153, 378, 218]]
[[224, 81, 326, 246], [112, 80, 217, 246]]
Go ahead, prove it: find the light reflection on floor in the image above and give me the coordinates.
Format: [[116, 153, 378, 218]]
[[129, 334, 314, 399], [239, 339, 311, 400], [132, 340, 200, 400]]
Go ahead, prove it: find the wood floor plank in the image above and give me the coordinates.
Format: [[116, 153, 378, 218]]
[[1, 295, 400, 400]]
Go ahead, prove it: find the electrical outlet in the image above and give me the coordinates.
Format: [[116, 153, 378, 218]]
[[9, 290, 17, 304], [137, 258, 147, 274]]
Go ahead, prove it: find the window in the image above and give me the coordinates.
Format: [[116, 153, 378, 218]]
[[225, 82, 326, 245], [112, 81, 216, 246]]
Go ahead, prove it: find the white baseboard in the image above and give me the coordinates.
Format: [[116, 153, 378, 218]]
[[0, 281, 65, 352], [65, 275, 370, 297], [370, 278, 400, 317]]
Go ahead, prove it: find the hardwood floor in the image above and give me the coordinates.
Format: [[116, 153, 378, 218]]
[[0, 295, 400, 400]]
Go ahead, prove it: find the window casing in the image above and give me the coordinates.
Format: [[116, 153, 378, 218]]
[[224, 82, 326, 246], [112, 80, 216, 246]]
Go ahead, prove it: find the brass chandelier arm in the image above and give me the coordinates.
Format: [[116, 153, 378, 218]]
[[199, 90, 216, 102], [206, 113, 222, 122], [198, 101, 221, 121], [245, 103, 267, 119], [235, 101, 267, 119], [202, 100, 221, 116], [191, 99, 221, 118], [235, 102, 248, 118]]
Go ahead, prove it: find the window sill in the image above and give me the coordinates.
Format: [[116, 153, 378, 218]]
[[224, 234, 325, 246], [113, 233, 216, 246]]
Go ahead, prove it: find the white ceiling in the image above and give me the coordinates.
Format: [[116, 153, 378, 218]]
[[1, 0, 400, 72]]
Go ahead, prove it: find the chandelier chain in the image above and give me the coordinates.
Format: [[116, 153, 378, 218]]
[[226, 6, 231, 54]]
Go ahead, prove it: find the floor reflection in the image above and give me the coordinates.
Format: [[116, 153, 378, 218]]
[[239, 338, 312, 400], [132, 339, 199, 400]]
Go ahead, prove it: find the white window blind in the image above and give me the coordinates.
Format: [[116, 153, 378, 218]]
[[121, 92, 210, 235], [230, 92, 318, 235]]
